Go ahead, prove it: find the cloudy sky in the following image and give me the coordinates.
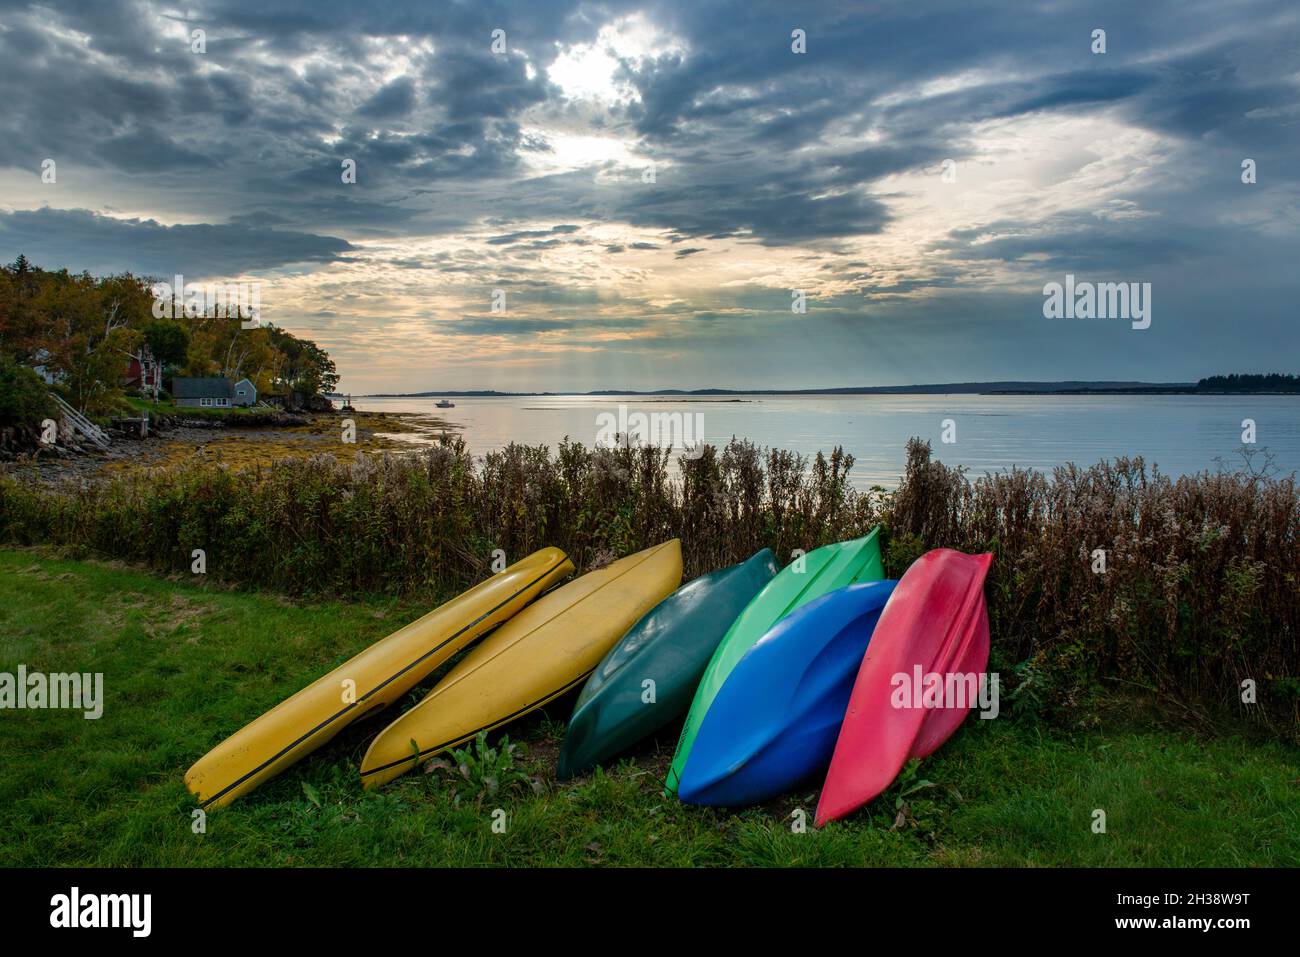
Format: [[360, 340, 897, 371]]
[[1, 0, 1297, 393]]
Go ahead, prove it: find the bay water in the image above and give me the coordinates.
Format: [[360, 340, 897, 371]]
[[356, 393, 1300, 490]]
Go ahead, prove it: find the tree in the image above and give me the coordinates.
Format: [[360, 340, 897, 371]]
[[0, 353, 55, 432], [143, 320, 190, 368], [297, 338, 340, 395], [265, 326, 339, 396], [0, 256, 48, 363], [1197, 373, 1299, 393]]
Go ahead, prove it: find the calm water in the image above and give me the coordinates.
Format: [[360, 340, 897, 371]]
[[356, 394, 1300, 490]]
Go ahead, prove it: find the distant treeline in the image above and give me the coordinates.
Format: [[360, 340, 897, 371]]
[[1196, 373, 1300, 393]]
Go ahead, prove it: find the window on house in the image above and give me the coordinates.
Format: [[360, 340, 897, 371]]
[[200, 398, 211, 407]]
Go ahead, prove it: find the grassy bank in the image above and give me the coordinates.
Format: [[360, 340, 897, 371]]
[[114, 395, 268, 422], [1, 547, 1296, 867]]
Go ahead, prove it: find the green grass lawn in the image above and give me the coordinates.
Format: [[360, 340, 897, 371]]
[[114, 395, 264, 420], [1, 546, 1296, 867]]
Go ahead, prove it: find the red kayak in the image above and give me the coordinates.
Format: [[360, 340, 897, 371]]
[[815, 548, 993, 826]]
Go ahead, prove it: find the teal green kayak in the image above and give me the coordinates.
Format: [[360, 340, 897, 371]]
[[665, 528, 884, 795], [557, 549, 778, 780]]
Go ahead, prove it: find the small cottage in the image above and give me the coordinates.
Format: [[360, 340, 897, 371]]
[[172, 377, 258, 408], [173, 377, 233, 408]]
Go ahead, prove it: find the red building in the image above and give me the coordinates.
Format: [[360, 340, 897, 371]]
[[124, 353, 163, 392]]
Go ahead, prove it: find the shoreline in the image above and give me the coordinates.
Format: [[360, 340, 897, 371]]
[[353, 389, 1300, 399], [2, 409, 456, 485]]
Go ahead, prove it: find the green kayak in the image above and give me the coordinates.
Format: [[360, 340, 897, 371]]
[[557, 549, 778, 780], [664, 528, 884, 795]]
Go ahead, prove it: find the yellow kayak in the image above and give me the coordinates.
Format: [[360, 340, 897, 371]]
[[361, 539, 683, 788], [185, 547, 574, 809]]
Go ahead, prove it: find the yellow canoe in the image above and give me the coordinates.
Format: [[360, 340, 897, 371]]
[[185, 547, 574, 809], [361, 539, 683, 788]]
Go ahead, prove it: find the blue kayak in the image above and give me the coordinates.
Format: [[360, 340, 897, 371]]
[[677, 580, 897, 806]]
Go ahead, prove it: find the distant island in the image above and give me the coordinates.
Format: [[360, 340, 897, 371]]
[[354, 373, 1299, 398]]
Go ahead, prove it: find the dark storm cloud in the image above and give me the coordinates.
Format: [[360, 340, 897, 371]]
[[228, 211, 292, 227], [429, 47, 552, 121], [933, 214, 1212, 273], [618, 172, 894, 246], [357, 77, 417, 119], [992, 70, 1158, 117], [0, 208, 353, 278], [98, 127, 219, 173], [486, 224, 583, 245], [1115, 48, 1300, 155]]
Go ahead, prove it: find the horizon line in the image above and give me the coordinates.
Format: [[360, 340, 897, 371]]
[[340, 379, 1204, 398]]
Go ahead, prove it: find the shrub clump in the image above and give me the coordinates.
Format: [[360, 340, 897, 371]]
[[0, 355, 56, 452], [888, 439, 1298, 739]]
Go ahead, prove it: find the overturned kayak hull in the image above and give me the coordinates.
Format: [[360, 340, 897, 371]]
[[361, 540, 683, 789], [679, 580, 896, 807], [184, 547, 574, 809], [816, 548, 993, 826], [557, 549, 778, 780]]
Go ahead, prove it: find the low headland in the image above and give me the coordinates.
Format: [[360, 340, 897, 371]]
[[362, 372, 1300, 398]]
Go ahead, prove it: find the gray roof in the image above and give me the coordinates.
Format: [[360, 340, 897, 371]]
[[172, 377, 233, 399]]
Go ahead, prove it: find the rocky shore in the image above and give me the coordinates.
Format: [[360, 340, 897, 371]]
[[1, 408, 454, 484]]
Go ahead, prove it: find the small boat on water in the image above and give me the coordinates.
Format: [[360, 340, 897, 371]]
[[435, 399, 455, 408]]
